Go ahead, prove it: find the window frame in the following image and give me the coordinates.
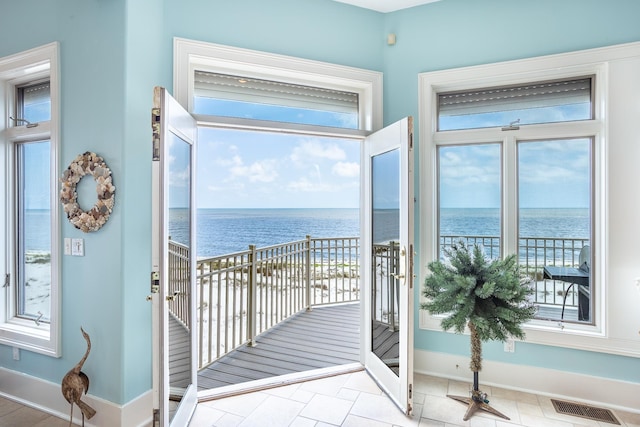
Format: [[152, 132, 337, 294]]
[[419, 47, 614, 354], [173, 37, 383, 137], [0, 42, 60, 357]]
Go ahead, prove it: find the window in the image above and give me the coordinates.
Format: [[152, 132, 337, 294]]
[[437, 76, 593, 131], [0, 43, 60, 356], [193, 71, 360, 129], [419, 46, 611, 349], [174, 37, 382, 134], [432, 78, 596, 325], [438, 143, 502, 260], [518, 138, 592, 323]]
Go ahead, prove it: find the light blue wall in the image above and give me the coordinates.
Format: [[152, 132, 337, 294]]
[[120, 0, 165, 403], [162, 0, 384, 73], [0, 0, 131, 404], [1, 0, 639, 409]]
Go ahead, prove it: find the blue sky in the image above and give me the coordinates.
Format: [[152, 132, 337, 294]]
[[196, 127, 360, 209], [438, 138, 590, 209]]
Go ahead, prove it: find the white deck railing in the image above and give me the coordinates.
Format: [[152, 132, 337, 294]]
[[193, 236, 360, 369], [168, 235, 590, 369], [440, 235, 590, 308]]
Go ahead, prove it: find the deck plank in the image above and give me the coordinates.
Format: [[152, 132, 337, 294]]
[[197, 302, 360, 390]]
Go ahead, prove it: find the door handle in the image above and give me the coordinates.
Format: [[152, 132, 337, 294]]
[[391, 247, 407, 284]]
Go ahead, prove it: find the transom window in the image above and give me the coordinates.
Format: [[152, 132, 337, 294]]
[[437, 76, 594, 131], [193, 71, 359, 129]]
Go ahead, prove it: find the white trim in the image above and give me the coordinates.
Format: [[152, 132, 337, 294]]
[[0, 42, 60, 357], [418, 41, 640, 357], [173, 37, 383, 133], [198, 363, 363, 402], [414, 349, 640, 415], [0, 367, 153, 427]]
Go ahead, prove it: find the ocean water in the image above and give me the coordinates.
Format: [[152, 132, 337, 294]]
[[193, 208, 359, 258], [167, 207, 590, 258], [440, 208, 589, 239]]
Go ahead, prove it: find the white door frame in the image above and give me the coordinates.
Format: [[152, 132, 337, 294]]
[[151, 86, 198, 426], [361, 117, 414, 415]]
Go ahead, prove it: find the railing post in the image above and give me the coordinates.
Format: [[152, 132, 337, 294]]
[[305, 235, 312, 311], [388, 242, 397, 332], [248, 244, 258, 347]]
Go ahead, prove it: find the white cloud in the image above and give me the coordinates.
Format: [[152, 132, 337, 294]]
[[290, 139, 346, 166], [169, 166, 190, 188], [207, 182, 245, 192], [230, 158, 278, 183], [332, 161, 359, 178], [287, 177, 334, 193]]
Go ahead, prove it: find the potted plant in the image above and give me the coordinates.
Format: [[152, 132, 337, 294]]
[[422, 240, 536, 421]]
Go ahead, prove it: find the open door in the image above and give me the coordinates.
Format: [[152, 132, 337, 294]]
[[361, 117, 414, 415], [151, 87, 198, 426]]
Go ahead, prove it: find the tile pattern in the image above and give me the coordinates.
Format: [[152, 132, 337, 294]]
[[190, 371, 640, 427]]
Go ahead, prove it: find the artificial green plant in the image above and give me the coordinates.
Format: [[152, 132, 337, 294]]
[[422, 240, 536, 421]]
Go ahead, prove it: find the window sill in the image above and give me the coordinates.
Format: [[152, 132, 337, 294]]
[[419, 310, 639, 358], [0, 320, 58, 357]]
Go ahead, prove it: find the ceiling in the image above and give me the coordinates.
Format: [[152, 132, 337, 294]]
[[331, 0, 441, 13]]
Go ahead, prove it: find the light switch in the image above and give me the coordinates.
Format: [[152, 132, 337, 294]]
[[71, 238, 84, 256], [64, 238, 71, 255]]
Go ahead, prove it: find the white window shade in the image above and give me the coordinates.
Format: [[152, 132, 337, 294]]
[[194, 71, 359, 115]]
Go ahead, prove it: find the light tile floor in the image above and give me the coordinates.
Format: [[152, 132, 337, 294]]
[[190, 371, 640, 427], [1, 371, 638, 427]]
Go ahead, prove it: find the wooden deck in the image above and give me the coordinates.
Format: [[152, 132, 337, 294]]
[[169, 314, 191, 390], [198, 302, 360, 390]]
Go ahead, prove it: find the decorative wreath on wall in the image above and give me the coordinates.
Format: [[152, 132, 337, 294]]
[[60, 152, 116, 233]]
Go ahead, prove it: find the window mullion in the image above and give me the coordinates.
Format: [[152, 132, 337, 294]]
[[503, 135, 518, 258]]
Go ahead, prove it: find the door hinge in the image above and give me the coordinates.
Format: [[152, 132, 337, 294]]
[[409, 383, 412, 399], [152, 408, 160, 426], [151, 108, 161, 161], [3, 273, 9, 288]]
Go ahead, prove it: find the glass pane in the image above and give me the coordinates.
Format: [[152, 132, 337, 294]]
[[194, 127, 360, 257], [19, 82, 51, 123], [194, 98, 358, 129], [193, 72, 359, 129], [371, 148, 400, 376], [167, 132, 192, 421], [438, 77, 592, 131], [518, 138, 592, 323], [18, 141, 51, 322], [438, 144, 501, 259]]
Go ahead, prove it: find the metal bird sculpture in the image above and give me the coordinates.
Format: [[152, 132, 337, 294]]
[[61, 327, 96, 427]]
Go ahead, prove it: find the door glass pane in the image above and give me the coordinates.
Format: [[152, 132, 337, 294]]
[[518, 138, 592, 323], [17, 141, 51, 322], [437, 144, 501, 259], [167, 133, 192, 420], [371, 148, 400, 376]]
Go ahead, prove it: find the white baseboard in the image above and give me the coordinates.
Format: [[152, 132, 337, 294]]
[[414, 349, 640, 414], [0, 367, 153, 427]]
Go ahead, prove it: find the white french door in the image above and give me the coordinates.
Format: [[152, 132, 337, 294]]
[[361, 117, 414, 415], [151, 87, 198, 426]]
